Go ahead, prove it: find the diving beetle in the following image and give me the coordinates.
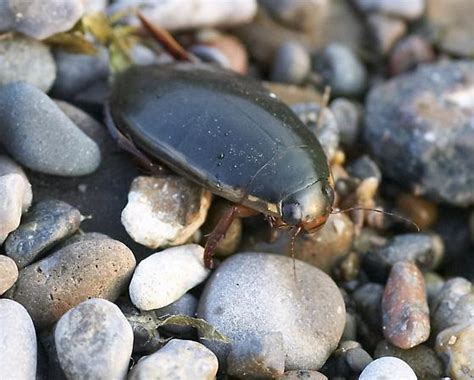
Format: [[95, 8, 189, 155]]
[[106, 62, 334, 267]]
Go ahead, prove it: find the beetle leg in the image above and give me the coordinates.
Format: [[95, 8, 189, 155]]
[[104, 103, 164, 174]]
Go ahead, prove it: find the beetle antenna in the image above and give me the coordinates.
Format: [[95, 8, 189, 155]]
[[290, 226, 303, 281], [331, 206, 420, 232]]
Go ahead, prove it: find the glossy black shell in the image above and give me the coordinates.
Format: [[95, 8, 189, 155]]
[[109, 63, 330, 217]]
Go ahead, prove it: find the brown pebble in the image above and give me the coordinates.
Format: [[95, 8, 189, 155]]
[[388, 35, 435, 76], [6, 239, 136, 329], [206, 34, 248, 75], [396, 193, 438, 230], [382, 261, 430, 349]]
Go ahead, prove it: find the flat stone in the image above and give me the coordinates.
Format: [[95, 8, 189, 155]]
[[0, 255, 18, 295], [0, 155, 32, 213], [129, 244, 209, 310], [128, 339, 218, 380], [0, 34, 56, 92], [0, 174, 27, 244], [197, 253, 346, 370], [382, 261, 430, 348], [1, 0, 84, 39], [7, 239, 136, 329], [121, 175, 211, 249], [359, 357, 417, 380], [55, 298, 133, 380], [5, 200, 82, 268], [364, 60, 474, 206], [0, 299, 37, 380], [0, 82, 101, 176], [436, 322, 474, 379]]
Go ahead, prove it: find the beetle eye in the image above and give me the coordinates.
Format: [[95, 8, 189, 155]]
[[323, 183, 335, 207], [282, 202, 303, 225]]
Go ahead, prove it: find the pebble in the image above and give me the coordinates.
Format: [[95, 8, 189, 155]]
[[197, 253, 346, 370], [388, 35, 435, 76], [431, 277, 474, 335], [346, 155, 382, 182], [436, 322, 474, 379], [323, 341, 373, 378], [0, 299, 37, 380], [227, 333, 285, 379], [375, 340, 444, 379], [5, 200, 82, 268], [359, 357, 417, 380], [353, 0, 425, 20], [55, 298, 133, 380], [0, 34, 56, 92], [395, 193, 438, 230], [0, 155, 32, 213], [0, 174, 27, 244], [270, 41, 311, 84], [121, 175, 211, 249], [426, 0, 474, 56], [128, 339, 218, 380], [263, 82, 322, 106], [313, 43, 368, 97], [7, 239, 136, 329], [363, 233, 444, 282], [330, 98, 362, 147], [364, 60, 474, 206], [382, 261, 430, 348], [129, 244, 209, 311], [0, 255, 18, 295], [282, 371, 328, 380], [110, 0, 257, 31], [424, 271, 445, 304], [352, 283, 384, 334], [0, 82, 101, 176], [51, 48, 109, 100], [155, 293, 199, 336], [118, 301, 165, 353], [367, 14, 407, 55], [0, 0, 83, 39]]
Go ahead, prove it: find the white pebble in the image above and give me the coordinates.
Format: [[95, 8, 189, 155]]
[[0, 174, 27, 243], [129, 244, 210, 310], [359, 357, 417, 380]]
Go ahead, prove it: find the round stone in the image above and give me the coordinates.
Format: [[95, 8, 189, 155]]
[[197, 253, 346, 370], [0, 255, 18, 295], [359, 357, 417, 380], [55, 298, 133, 380]]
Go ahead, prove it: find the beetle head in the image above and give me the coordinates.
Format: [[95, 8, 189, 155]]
[[280, 180, 334, 233]]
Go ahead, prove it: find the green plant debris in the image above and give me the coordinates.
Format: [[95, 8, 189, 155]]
[[157, 315, 231, 343], [44, 31, 97, 54]]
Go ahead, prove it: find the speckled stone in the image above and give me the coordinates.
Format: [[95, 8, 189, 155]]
[[55, 298, 133, 380], [7, 239, 136, 329], [197, 253, 346, 370]]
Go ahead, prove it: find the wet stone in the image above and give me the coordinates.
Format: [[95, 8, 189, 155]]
[[0, 82, 101, 177], [364, 60, 474, 206], [129, 244, 209, 311], [363, 233, 444, 283], [0, 0, 83, 39], [197, 253, 346, 370], [375, 340, 444, 380], [0, 34, 56, 92], [121, 175, 211, 249], [431, 277, 474, 336], [0, 299, 37, 380], [155, 293, 198, 336], [312, 43, 368, 97], [270, 41, 310, 85], [436, 322, 474, 379], [382, 261, 430, 349], [7, 239, 136, 329], [0, 255, 18, 295], [359, 357, 417, 380], [227, 332, 285, 379], [0, 174, 27, 244], [128, 339, 218, 380], [5, 200, 82, 269], [55, 298, 133, 380]]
